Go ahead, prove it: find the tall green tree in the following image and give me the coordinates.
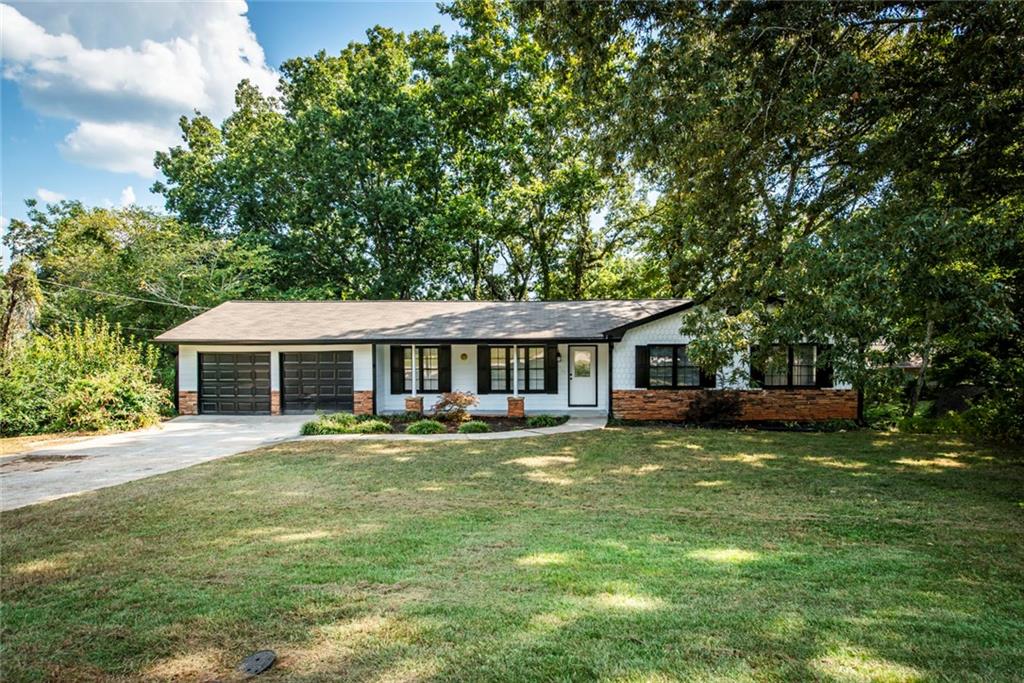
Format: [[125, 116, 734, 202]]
[[525, 1, 1022, 392], [3, 201, 272, 340], [153, 4, 664, 300]]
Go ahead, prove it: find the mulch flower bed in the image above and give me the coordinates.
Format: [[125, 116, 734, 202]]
[[388, 416, 528, 433]]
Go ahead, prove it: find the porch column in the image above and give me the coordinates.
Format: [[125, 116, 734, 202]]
[[512, 344, 519, 396], [411, 344, 417, 396]]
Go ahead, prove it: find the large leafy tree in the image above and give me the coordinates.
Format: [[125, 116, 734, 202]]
[[3, 201, 272, 340], [525, 1, 1022, 399], [153, 3, 664, 300]]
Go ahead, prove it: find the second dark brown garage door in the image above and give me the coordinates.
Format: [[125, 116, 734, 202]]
[[281, 351, 354, 413]]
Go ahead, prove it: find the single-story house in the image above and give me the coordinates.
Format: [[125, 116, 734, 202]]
[[154, 299, 858, 422]]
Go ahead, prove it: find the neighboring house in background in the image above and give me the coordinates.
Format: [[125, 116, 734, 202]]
[[155, 300, 857, 422]]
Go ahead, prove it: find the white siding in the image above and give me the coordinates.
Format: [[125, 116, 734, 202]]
[[178, 344, 374, 392], [611, 311, 851, 390], [375, 343, 609, 415]]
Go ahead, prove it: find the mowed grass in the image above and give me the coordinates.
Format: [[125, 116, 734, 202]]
[[2, 429, 1023, 682]]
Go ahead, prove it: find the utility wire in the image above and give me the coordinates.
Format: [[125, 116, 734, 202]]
[[37, 278, 208, 311]]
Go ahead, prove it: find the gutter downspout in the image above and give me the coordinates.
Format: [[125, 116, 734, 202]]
[[371, 343, 378, 415]]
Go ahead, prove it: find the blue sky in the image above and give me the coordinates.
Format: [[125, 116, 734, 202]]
[[1, 1, 457, 239]]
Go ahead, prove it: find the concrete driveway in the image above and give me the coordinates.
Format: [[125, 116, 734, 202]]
[[0, 416, 307, 511]]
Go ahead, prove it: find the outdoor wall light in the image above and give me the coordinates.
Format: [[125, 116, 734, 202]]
[[557, 351, 563, 361]]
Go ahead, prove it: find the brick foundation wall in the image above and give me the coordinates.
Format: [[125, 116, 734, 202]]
[[612, 389, 858, 422], [178, 391, 198, 416], [354, 391, 374, 415], [405, 396, 424, 414], [507, 396, 525, 418]]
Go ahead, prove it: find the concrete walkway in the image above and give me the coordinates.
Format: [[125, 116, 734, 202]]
[[299, 415, 607, 442], [0, 416, 307, 511]]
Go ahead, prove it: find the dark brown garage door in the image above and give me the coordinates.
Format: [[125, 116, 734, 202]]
[[198, 352, 271, 414], [281, 351, 354, 413]]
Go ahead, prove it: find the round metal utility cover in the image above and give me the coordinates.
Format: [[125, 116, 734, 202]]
[[238, 650, 276, 676]]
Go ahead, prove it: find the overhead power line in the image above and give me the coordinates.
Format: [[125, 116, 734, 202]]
[[37, 278, 208, 311]]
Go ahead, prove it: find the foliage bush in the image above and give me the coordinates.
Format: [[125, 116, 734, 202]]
[[406, 419, 447, 434], [457, 420, 491, 434], [684, 391, 742, 423], [899, 399, 1023, 443], [300, 413, 392, 435], [0, 319, 169, 436], [431, 391, 479, 422], [525, 414, 569, 428]]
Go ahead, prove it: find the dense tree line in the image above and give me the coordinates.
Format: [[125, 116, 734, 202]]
[[3, 0, 1021, 436]]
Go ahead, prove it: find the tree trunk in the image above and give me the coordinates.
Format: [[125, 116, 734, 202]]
[[907, 318, 935, 418]]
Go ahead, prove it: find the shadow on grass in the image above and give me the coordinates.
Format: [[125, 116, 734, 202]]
[[2, 429, 1022, 681]]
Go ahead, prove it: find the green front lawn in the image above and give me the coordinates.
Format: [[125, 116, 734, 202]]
[[3, 429, 1022, 681]]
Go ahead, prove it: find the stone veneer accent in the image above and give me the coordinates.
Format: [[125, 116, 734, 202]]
[[507, 396, 525, 418], [405, 396, 424, 414], [178, 391, 198, 416], [270, 390, 281, 416], [354, 391, 374, 415], [612, 389, 858, 422]]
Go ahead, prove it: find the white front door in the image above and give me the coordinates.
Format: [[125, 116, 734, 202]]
[[568, 345, 597, 407]]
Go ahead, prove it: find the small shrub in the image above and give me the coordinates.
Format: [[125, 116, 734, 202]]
[[526, 414, 569, 428], [685, 391, 742, 423], [300, 412, 391, 435], [352, 419, 392, 434], [458, 420, 491, 434], [431, 391, 479, 422], [322, 412, 357, 427], [406, 419, 446, 434]]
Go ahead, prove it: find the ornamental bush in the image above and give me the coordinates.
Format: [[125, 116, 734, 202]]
[[406, 419, 447, 434], [431, 391, 478, 422], [0, 319, 170, 436], [457, 420, 491, 433]]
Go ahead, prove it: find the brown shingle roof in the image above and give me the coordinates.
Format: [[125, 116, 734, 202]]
[[154, 299, 692, 343]]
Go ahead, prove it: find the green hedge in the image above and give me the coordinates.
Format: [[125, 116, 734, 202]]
[[526, 414, 570, 428], [0, 320, 170, 436], [301, 413, 392, 435]]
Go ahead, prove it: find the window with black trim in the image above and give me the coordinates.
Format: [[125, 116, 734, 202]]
[[648, 344, 701, 389], [420, 347, 439, 392], [394, 346, 444, 393], [517, 346, 546, 392], [760, 344, 818, 388], [490, 347, 509, 391]]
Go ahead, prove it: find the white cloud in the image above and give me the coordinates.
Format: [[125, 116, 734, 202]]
[[0, 1, 278, 178], [36, 188, 66, 203], [119, 185, 136, 207]]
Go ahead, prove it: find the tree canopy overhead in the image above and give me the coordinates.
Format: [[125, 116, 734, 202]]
[[523, 0, 1022, 399], [152, 2, 665, 301]]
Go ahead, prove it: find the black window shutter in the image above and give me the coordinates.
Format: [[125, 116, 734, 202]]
[[749, 346, 764, 388], [815, 344, 834, 388], [476, 345, 490, 394], [438, 346, 452, 393], [544, 344, 558, 394], [390, 346, 405, 394], [635, 345, 650, 388], [700, 368, 717, 388]]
